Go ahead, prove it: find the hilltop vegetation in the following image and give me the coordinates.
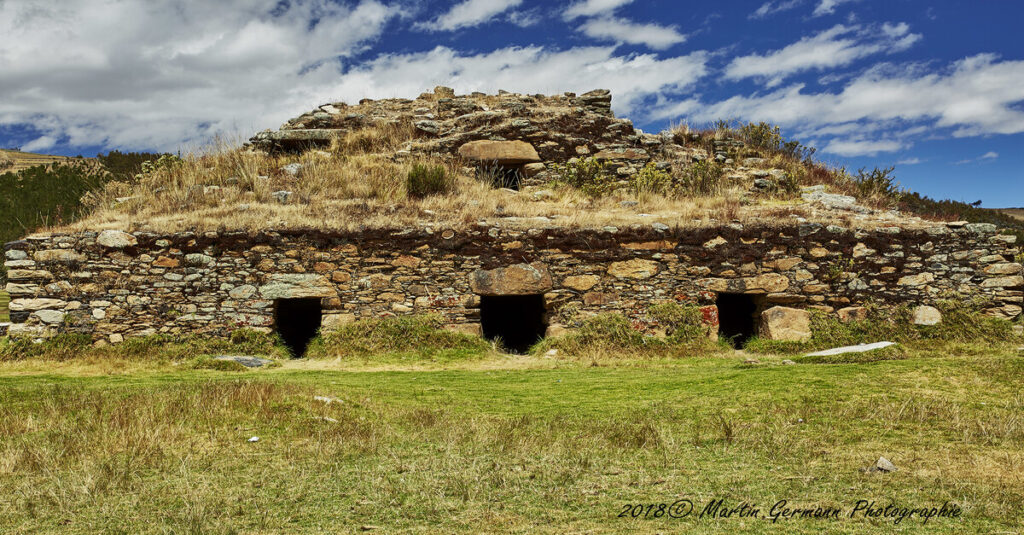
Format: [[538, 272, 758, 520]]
[[0, 151, 166, 244], [0, 148, 78, 173]]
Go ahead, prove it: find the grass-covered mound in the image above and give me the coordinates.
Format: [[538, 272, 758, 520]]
[[534, 303, 724, 359], [306, 315, 492, 362]]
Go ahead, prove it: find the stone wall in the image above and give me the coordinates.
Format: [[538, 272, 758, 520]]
[[2, 221, 1020, 343]]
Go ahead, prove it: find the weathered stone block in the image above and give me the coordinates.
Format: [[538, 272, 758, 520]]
[[33, 310, 66, 324], [97, 230, 137, 248], [898, 273, 935, 286], [562, 275, 600, 291], [838, 306, 869, 323], [470, 263, 552, 295], [607, 259, 660, 280], [444, 323, 483, 337], [10, 298, 67, 312], [759, 306, 811, 341], [259, 274, 336, 299], [984, 263, 1022, 276], [981, 276, 1024, 289], [229, 285, 258, 299], [33, 250, 86, 263], [4, 283, 40, 297], [457, 140, 540, 165], [912, 305, 942, 326]]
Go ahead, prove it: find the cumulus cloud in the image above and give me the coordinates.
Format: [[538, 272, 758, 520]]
[[418, 0, 522, 31], [563, 0, 635, 20], [0, 0, 401, 151], [813, 0, 858, 16], [0, 0, 709, 154], [982, 151, 999, 159], [725, 24, 921, 86], [577, 17, 687, 50], [655, 54, 1024, 155]]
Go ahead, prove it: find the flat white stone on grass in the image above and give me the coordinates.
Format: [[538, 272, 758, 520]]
[[805, 341, 896, 357]]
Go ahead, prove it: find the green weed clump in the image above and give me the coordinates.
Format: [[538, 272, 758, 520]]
[[536, 306, 722, 358], [632, 162, 672, 198], [306, 315, 490, 360], [648, 302, 714, 345], [550, 157, 614, 197], [853, 165, 902, 203], [736, 121, 817, 162], [533, 314, 664, 357], [405, 164, 451, 198], [0, 329, 288, 362], [679, 159, 723, 195]]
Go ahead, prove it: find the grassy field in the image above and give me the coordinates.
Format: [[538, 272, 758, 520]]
[[0, 342, 1022, 534], [0, 149, 79, 173], [999, 208, 1024, 221]]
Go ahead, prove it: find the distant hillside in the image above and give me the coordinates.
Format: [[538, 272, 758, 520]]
[[0, 149, 82, 173], [998, 208, 1024, 221]]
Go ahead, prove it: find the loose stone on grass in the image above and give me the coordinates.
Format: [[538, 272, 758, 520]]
[[214, 355, 272, 368]]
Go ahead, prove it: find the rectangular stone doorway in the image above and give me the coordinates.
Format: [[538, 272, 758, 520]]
[[274, 298, 323, 357], [479, 294, 547, 353], [716, 293, 766, 348]]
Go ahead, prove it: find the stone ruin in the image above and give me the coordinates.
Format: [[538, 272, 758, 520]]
[[3, 222, 1020, 355], [2, 88, 1022, 355], [248, 86, 692, 189]]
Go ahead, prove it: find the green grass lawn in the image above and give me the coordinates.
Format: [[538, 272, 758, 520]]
[[0, 290, 8, 322], [0, 347, 1022, 534]]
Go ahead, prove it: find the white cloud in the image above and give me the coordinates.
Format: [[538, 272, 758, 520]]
[[563, 0, 634, 20], [896, 157, 922, 165], [725, 24, 920, 86], [21, 136, 58, 152], [982, 151, 999, 159], [418, 0, 522, 32], [654, 54, 1024, 155], [813, 0, 858, 16], [328, 46, 708, 113], [507, 9, 542, 27], [0, 0, 709, 154], [749, 0, 802, 20], [577, 17, 687, 50], [0, 0, 401, 151], [823, 138, 906, 156]]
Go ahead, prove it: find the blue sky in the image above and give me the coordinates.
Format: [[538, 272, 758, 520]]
[[1, 0, 1022, 206]]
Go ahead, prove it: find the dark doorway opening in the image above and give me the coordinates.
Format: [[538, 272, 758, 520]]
[[480, 294, 547, 353], [716, 293, 764, 349], [274, 298, 322, 357], [477, 164, 523, 190]]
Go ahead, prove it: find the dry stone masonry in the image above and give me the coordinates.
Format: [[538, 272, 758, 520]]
[[3, 222, 1020, 348], [248, 86, 694, 187]]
